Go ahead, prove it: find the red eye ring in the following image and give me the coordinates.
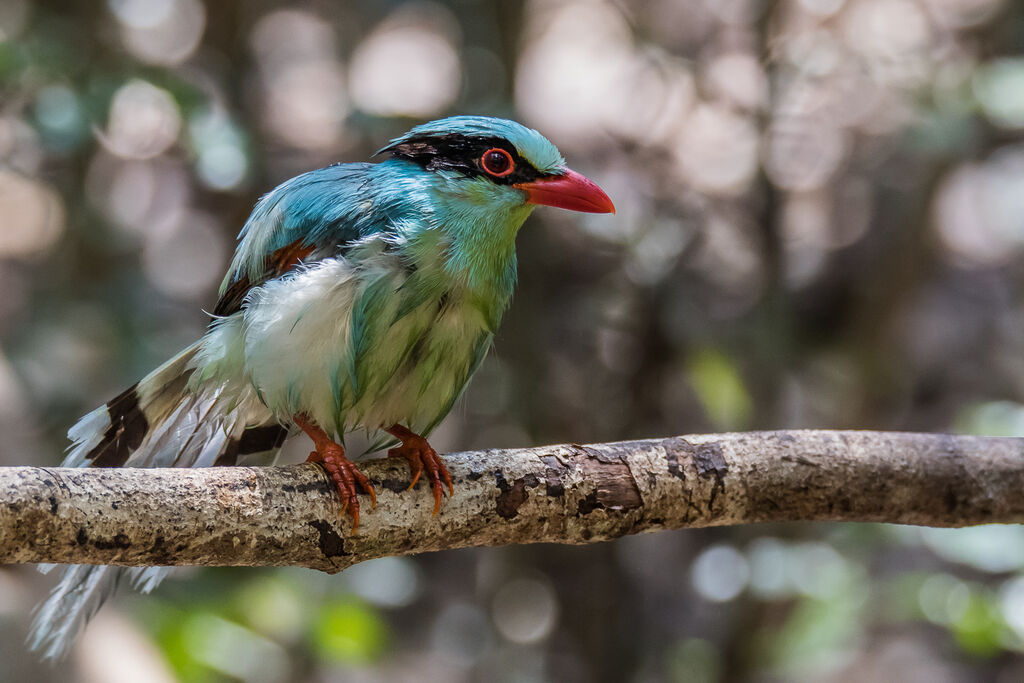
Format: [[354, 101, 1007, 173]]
[[481, 148, 514, 177]]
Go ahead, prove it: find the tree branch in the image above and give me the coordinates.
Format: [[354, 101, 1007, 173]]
[[2, 431, 1022, 573]]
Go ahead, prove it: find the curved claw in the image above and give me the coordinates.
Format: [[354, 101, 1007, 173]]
[[354, 466, 378, 509], [308, 445, 375, 530], [421, 448, 453, 516], [294, 414, 375, 529], [386, 426, 454, 514], [390, 447, 423, 489]]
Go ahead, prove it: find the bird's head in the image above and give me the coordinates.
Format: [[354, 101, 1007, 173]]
[[376, 116, 615, 216]]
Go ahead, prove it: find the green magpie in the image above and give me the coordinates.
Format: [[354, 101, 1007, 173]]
[[29, 115, 614, 659]]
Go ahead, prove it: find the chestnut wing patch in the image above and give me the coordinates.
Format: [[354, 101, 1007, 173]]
[[214, 241, 316, 317]]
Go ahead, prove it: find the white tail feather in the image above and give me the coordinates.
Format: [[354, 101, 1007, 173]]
[[29, 565, 121, 661], [30, 343, 281, 659], [62, 406, 114, 468]]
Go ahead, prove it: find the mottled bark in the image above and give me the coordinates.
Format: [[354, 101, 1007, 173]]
[[2, 431, 1022, 573]]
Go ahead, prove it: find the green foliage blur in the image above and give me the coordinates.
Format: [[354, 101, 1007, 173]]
[[2, 0, 1024, 681]]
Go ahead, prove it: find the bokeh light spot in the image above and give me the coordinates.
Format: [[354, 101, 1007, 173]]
[[251, 10, 348, 150], [102, 80, 181, 160], [142, 210, 226, 299], [183, 612, 289, 682], [350, 17, 461, 117], [921, 526, 1024, 573], [432, 602, 493, 666], [189, 108, 248, 190], [673, 103, 759, 196], [919, 574, 971, 625], [34, 85, 84, 142], [691, 544, 750, 602], [0, 170, 64, 258], [704, 52, 767, 111], [491, 576, 559, 644], [933, 148, 1024, 267], [312, 601, 388, 665], [516, 1, 634, 148], [973, 58, 1024, 129], [111, 0, 205, 66], [342, 556, 422, 609]]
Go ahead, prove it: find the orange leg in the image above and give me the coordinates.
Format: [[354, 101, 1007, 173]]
[[294, 414, 376, 530], [385, 424, 453, 515]]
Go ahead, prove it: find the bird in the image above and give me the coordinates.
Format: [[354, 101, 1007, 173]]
[[28, 115, 614, 659]]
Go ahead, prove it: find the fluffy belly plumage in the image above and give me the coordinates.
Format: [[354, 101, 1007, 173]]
[[206, 254, 492, 437]]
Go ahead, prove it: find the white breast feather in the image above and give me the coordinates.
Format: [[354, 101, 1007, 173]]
[[235, 249, 490, 436]]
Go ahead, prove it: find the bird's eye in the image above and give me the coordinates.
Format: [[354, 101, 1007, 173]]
[[481, 148, 514, 177]]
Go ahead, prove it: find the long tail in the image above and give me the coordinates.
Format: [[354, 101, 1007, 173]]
[[28, 342, 289, 660]]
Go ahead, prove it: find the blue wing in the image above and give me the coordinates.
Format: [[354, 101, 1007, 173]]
[[214, 162, 378, 316]]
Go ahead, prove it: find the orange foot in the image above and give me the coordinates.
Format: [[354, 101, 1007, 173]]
[[294, 414, 376, 530], [386, 424, 454, 515]]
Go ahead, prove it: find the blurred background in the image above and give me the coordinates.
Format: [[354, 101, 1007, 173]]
[[2, 0, 1024, 680]]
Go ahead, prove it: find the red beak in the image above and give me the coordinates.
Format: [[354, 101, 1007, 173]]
[[516, 168, 616, 214]]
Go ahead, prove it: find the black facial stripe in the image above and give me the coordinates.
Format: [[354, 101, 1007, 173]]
[[387, 134, 552, 185]]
